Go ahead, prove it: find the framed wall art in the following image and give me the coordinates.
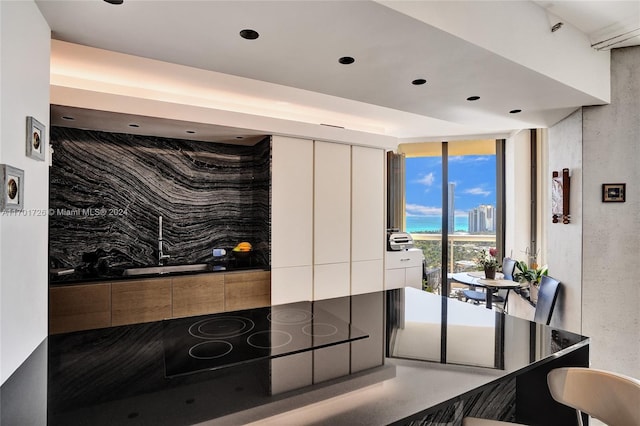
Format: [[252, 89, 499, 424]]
[[0, 164, 24, 212], [602, 183, 626, 202], [552, 168, 571, 224], [26, 116, 46, 161]]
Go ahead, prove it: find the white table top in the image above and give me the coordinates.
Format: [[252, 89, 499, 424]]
[[450, 272, 503, 285], [477, 278, 522, 289], [450, 273, 522, 289], [466, 271, 505, 280]]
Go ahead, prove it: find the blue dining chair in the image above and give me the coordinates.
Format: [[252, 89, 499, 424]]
[[533, 275, 561, 325]]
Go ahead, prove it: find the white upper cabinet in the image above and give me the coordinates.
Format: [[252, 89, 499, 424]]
[[271, 136, 313, 269], [351, 145, 385, 295], [314, 141, 351, 266], [351, 146, 385, 262], [271, 137, 386, 302]]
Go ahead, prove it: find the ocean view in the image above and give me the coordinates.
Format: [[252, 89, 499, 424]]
[[405, 216, 469, 233]]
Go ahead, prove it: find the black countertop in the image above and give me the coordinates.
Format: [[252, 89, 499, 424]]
[[49, 263, 270, 286], [1, 288, 589, 425]]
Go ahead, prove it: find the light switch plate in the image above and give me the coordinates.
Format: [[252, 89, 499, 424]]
[[0, 164, 24, 211], [26, 116, 46, 161]]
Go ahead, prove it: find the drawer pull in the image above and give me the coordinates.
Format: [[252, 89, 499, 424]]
[[400, 258, 411, 262]]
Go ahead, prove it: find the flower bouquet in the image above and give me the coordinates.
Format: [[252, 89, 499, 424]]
[[477, 248, 499, 279]]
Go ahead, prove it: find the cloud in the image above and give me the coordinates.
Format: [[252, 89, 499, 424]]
[[406, 203, 442, 216], [414, 172, 435, 187], [463, 187, 491, 196]]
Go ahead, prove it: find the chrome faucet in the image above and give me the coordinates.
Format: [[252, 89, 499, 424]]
[[158, 215, 170, 265]]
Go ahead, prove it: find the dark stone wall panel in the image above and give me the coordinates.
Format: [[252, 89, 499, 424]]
[[49, 127, 270, 278]]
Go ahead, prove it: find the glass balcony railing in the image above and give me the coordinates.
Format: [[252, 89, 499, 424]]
[[410, 232, 497, 296]]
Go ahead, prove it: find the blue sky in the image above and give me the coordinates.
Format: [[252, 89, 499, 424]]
[[405, 155, 496, 217]]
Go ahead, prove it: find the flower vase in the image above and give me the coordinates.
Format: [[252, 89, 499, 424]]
[[529, 283, 539, 303], [484, 266, 496, 280]]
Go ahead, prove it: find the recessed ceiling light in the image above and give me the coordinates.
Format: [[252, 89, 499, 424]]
[[412, 79, 427, 85], [103, 0, 124, 4], [186, 130, 196, 134], [239, 29, 259, 40], [509, 109, 522, 114], [466, 96, 481, 101], [128, 123, 140, 128], [61, 116, 75, 121], [338, 56, 355, 65]]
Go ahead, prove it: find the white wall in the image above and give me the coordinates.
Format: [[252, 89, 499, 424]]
[[504, 130, 531, 262], [0, 1, 50, 385], [545, 46, 640, 379], [546, 109, 583, 333], [582, 46, 640, 378]]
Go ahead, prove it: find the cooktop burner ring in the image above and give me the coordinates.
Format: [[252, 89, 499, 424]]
[[246, 330, 293, 349], [188, 340, 233, 360], [189, 316, 256, 340], [302, 323, 339, 337], [267, 309, 313, 325]]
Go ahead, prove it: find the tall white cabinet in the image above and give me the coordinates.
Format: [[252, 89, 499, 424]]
[[351, 146, 385, 295], [271, 136, 385, 303], [271, 136, 314, 304], [314, 141, 351, 300]]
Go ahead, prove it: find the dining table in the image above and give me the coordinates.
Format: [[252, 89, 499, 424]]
[[450, 271, 523, 309]]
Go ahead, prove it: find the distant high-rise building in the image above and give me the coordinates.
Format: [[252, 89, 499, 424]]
[[448, 182, 455, 233], [468, 204, 496, 233]]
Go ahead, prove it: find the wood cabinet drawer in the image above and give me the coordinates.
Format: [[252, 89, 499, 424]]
[[50, 270, 272, 333], [224, 271, 271, 311], [172, 274, 224, 318], [49, 283, 111, 334], [111, 279, 172, 326]]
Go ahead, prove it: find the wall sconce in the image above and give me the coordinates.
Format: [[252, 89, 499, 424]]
[[552, 168, 570, 224]]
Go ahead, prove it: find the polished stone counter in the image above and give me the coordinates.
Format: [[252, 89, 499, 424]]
[[49, 263, 270, 286], [1, 288, 589, 425]]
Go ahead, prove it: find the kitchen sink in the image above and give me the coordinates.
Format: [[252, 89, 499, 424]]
[[122, 263, 210, 277]]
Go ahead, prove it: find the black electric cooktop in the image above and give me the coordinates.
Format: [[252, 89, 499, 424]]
[[163, 301, 369, 377]]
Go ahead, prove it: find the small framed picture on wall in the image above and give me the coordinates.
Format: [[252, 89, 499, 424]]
[[26, 116, 46, 161], [602, 183, 626, 202]]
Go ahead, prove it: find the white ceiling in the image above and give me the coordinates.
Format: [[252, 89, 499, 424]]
[[533, 1, 640, 50], [36, 0, 639, 141]]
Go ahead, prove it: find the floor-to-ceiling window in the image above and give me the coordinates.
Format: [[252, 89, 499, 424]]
[[399, 140, 503, 296]]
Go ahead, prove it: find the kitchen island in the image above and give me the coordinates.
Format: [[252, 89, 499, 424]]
[[1, 288, 588, 425]]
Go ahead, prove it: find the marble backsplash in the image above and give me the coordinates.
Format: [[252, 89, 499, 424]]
[[49, 127, 270, 279]]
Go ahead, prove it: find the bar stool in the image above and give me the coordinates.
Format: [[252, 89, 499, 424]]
[[463, 367, 640, 426]]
